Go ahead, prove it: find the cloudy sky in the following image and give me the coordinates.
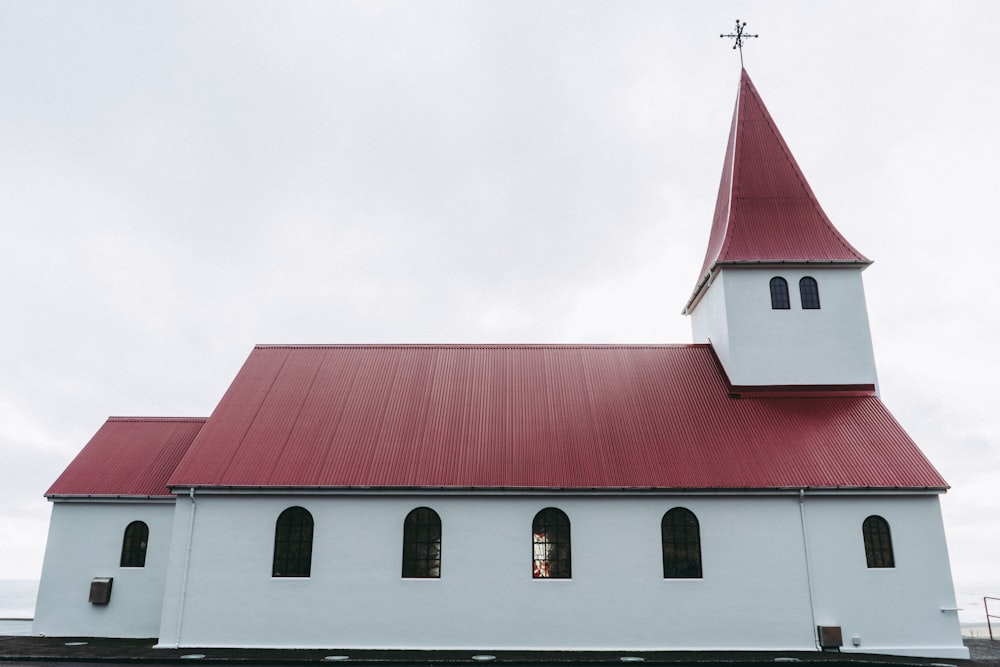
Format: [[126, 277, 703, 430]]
[[2, 1, 998, 614]]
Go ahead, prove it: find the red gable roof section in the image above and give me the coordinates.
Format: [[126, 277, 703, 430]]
[[166, 345, 946, 491], [47, 418, 205, 498], [686, 69, 870, 313]]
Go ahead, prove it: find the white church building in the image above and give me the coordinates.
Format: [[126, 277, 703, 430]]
[[33, 69, 968, 660]]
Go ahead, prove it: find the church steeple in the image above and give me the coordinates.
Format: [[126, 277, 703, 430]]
[[685, 68, 870, 315], [685, 69, 878, 392]]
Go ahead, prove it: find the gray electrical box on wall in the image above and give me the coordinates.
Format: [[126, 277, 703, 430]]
[[89, 577, 113, 604]]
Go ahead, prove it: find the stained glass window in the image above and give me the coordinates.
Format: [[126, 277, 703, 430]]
[[532, 508, 571, 578]]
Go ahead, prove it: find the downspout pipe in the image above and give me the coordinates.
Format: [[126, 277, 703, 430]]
[[174, 487, 197, 647], [799, 488, 820, 650]]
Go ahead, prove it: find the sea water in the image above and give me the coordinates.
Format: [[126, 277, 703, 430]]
[[0, 579, 37, 636], [955, 581, 1000, 638]]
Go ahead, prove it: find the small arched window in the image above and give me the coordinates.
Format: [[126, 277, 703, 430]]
[[120, 521, 149, 568], [272, 506, 314, 577], [862, 515, 895, 568], [402, 507, 442, 578], [799, 277, 821, 309], [661, 508, 702, 578], [532, 508, 571, 578], [770, 277, 790, 309]]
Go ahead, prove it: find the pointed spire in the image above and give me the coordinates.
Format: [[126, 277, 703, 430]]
[[684, 69, 870, 314]]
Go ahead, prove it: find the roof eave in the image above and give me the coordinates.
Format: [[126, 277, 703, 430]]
[[682, 266, 717, 315], [166, 485, 948, 496], [47, 494, 177, 502]]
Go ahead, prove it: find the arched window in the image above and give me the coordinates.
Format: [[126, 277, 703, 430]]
[[661, 508, 702, 578], [272, 506, 314, 577], [402, 507, 442, 578], [532, 508, 571, 578], [770, 277, 790, 309], [799, 277, 821, 309], [120, 521, 149, 568], [862, 515, 895, 568]]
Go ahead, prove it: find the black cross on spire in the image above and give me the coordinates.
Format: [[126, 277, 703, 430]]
[[720, 19, 758, 67]]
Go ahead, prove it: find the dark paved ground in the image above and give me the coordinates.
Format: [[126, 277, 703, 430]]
[[966, 639, 1000, 664], [0, 635, 993, 666]]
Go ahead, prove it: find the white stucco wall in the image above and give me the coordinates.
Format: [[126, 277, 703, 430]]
[[690, 267, 878, 389], [155, 491, 965, 658], [689, 270, 731, 365], [804, 495, 964, 658], [33, 500, 175, 638]]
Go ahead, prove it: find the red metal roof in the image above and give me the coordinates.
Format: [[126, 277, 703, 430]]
[[164, 345, 946, 491], [686, 69, 870, 313], [47, 418, 205, 498]]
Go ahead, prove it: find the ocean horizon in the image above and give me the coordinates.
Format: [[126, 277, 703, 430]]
[[0, 579, 37, 637], [0, 579, 37, 619]]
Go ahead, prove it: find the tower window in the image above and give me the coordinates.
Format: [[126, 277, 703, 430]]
[[769, 277, 790, 309], [862, 515, 895, 568], [799, 277, 821, 309], [272, 506, 314, 577], [661, 508, 702, 578], [532, 508, 571, 578], [120, 521, 149, 568], [402, 507, 442, 578]]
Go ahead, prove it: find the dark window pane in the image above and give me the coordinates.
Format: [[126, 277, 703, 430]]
[[273, 507, 314, 577], [662, 508, 702, 578], [770, 277, 790, 309], [120, 521, 149, 568], [532, 508, 571, 579], [402, 507, 442, 578], [862, 515, 895, 568], [799, 277, 821, 309]]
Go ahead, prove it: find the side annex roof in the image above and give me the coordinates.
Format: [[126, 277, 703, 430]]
[[46, 417, 205, 498]]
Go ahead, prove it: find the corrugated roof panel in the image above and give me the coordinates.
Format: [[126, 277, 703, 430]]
[[165, 345, 946, 491], [47, 418, 205, 497]]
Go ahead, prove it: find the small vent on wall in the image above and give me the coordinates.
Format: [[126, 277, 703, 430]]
[[817, 626, 842, 651], [89, 577, 113, 605]]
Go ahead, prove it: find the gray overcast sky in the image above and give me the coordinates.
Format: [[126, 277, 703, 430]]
[[2, 1, 998, 615]]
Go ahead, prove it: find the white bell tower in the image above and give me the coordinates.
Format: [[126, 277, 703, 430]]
[[684, 70, 878, 393]]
